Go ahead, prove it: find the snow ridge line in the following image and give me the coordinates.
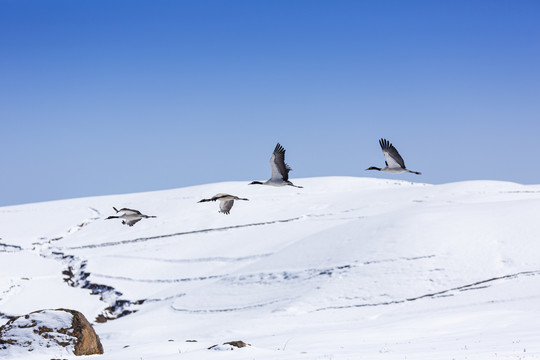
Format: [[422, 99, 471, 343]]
[[0, 243, 23, 253], [67, 216, 304, 250], [314, 269, 540, 312], [91, 265, 348, 284], [66, 207, 367, 250], [170, 297, 296, 313], [108, 253, 274, 264], [92, 273, 227, 283], [90, 256, 436, 284]]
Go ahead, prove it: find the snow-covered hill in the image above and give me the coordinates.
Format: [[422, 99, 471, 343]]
[[1, 177, 540, 359]]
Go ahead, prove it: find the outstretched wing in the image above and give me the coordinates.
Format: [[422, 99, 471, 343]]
[[198, 193, 229, 203], [117, 208, 142, 216], [269, 143, 292, 181], [379, 138, 406, 169], [219, 200, 234, 215], [125, 218, 142, 227]]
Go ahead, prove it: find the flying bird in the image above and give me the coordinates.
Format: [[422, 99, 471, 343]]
[[366, 138, 421, 175], [198, 193, 249, 215], [105, 207, 156, 226], [249, 143, 303, 188]]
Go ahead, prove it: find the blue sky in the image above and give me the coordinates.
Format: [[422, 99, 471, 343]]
[[1, 0, 539, 206]]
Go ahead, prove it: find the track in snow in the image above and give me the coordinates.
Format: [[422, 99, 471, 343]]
[[90, 255, 436, 284], [67, 216, 304, 250], [67, 208, 366, 250], [315, 269, 540, 312]]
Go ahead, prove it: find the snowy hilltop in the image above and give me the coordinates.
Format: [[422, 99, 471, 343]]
[[1, 177, 539, 359]]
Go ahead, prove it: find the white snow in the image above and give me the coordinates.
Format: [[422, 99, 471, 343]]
[[1, 177, 540, 359], [0, 309, 75, 357]]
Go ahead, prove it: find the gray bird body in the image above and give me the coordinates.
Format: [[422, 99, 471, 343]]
[[105, 207, 156, 226], [249, 143, 303, 188], [198, 193, 249, 215], [366, 138, 421, 175]]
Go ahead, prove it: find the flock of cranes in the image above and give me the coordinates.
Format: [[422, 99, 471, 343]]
[[106, 138, 421, 226]]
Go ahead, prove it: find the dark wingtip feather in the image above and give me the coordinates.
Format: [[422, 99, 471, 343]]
[[274, 142, 286, 154], [379, 138, 391, 151]]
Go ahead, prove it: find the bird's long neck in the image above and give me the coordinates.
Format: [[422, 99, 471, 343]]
[[366, 166, 382, 171]]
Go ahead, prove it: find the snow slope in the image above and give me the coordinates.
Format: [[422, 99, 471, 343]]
[[1, 177, 540, 359]]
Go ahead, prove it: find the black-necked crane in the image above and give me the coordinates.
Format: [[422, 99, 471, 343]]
[[366, 138, 421, 175], [249, 143, 303, 188], [198, 193, 249, 215], [105, 207, 156, 227]]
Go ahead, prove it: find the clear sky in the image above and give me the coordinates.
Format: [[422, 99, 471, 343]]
[[1, 0, 539, 207]]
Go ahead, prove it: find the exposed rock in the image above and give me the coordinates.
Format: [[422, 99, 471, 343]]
[[0, 309, 103, 356], [208, 340, 250, 350], [225, 340, 249, 348], [55, 252, 142, 323]]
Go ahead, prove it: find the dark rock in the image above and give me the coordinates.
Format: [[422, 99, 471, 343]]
[[208, 340, 250, 350], [225, 340, 249, 348]]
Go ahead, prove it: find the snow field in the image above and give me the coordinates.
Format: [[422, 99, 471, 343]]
[[1, 177, 540, 359]]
